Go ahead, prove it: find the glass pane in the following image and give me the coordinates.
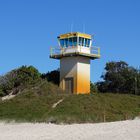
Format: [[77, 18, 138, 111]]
[[82, 38, 84, 46], [65, 38, 68, 47], [73, 37, 77, 46], [88, 39, 91, 47], [60, 39, 64, 47], [69, 38, 73, 46], [79, 37, 82, 46], [85, 38, 87, 47]]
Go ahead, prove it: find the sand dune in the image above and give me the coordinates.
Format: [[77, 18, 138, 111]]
[[0, 120, 140, 140]]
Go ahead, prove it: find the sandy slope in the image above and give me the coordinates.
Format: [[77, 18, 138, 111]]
[[0, 120, 140, 140]]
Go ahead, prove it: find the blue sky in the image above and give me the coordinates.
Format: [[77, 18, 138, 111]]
[[0, 0, 140, 82]]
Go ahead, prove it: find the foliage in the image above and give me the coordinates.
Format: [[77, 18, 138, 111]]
[[97, 61, 140, 95], [41, 69, 60, 85], [0, 64, 140, 123], [90, 82, 98, 93], [0, 66, 41, 95], [0, 86, 4, 97]]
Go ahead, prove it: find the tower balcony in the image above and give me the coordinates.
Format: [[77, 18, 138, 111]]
[[50, 46, 100, 60]]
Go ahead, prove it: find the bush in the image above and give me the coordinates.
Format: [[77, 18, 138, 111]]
[[97, 61, 140, 95], [0, 66, 41, 96], [41, 69, 60, 85], [90, 82, 98, 93], [14, 65, 41, 86], [0, 86, 4, 97]]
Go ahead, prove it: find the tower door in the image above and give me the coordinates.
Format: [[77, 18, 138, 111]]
[[65, 77, 73, 93]]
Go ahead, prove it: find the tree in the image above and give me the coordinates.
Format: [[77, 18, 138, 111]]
[[41, 69, 60, 85], [97, 61, 140, 95], [0, 85, 4, 97], [0, 66, 41, 96], [90, 82, 98, 93], [13, 65, 41, 86]]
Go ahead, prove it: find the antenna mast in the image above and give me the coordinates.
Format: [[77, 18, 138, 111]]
[[71, 23, 73, 33]]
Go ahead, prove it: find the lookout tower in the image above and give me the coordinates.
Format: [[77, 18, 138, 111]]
[[50, 32, 100, 94]]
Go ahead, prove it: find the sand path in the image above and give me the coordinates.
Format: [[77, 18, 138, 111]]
[[0, 120, 140, 140]]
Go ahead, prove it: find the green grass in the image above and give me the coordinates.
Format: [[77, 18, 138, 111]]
[[0, 81, 140, 123]]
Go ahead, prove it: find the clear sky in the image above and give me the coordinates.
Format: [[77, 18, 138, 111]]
[[0, 0, 140, 82]]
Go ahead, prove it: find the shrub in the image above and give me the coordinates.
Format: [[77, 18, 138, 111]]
[[0, 65, 41, 96], [90, 82, 98, 93]]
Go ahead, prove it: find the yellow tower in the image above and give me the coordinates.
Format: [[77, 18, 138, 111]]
[[50, 32, 100, 94]]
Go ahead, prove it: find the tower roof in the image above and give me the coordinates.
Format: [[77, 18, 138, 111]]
[[58, 32, 92, 39]]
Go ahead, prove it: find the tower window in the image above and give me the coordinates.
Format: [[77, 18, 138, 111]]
[[85, 38, 88, 47], [69, 37, 77, 47], [59, 37, 90, 48], [79, 37, 82, 46], [60, 39, 64, 47], [84, 39, 91, 47], [60, 39, 68, 48], [87, 39, 91, 47], [73, 37, 77, 46], [69, 38, 73, 46], [65, 38, 68, 47], [82, 38, 84, 46]]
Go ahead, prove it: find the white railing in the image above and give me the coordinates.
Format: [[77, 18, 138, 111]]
[[90, 47, 100, 56], [50, 46, 100, 57]]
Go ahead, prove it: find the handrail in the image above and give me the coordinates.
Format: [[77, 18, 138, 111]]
[[50, 46, 100, 57]]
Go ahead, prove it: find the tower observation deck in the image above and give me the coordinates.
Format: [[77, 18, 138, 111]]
[[50, 32, 100, 94], [50, 32, 100, 60]]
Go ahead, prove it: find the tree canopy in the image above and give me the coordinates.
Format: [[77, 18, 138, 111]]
[[0, 62, 140, 97], [41, 69, 60, 85], [0, 66, 41, 96], [97, 61, 140, 95]]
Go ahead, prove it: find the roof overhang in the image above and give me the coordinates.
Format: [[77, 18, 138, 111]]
[[58, 32, 92, 39]]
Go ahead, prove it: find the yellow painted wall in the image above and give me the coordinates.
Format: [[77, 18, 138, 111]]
[[60, 56, 90, 94], [60, 57, 78, 93], [77, 57, 90, 94]]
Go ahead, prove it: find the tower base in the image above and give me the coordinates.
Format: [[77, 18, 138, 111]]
[[60, 56, 90, 94]]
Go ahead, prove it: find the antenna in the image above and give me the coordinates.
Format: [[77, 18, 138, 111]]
[[91, 34, 94, 39], [91, 34, 94, 47], [83, 23, 85, 33], [71, 23, 73, 33], [91, 34, 94, 40]]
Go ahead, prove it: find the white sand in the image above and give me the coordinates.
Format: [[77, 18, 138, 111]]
[[0, 120, 140, 140], [1, 94, 16, 101]]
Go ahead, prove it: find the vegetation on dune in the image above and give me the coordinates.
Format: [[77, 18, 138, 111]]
[[41, 69, 60, 86], [1, 61, 140, 96], [90, 82, 98, 93], [0, 61, 140, 123], [96, 61, 140, 95], [0, 86, 140, 123], [0, 66, 41, 97]]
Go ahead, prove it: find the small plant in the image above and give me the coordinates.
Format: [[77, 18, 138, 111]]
[[90, 82, 98, 94], [0, 87, 4, 97]]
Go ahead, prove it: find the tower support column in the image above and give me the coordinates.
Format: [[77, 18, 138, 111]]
[[60, 56, 90, 94]]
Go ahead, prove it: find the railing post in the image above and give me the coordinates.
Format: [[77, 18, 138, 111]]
[[61, 47, 64, 55], [50, 47, 52, 56], [98, 47, 100, 55], [90, 47, 93, 54]]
